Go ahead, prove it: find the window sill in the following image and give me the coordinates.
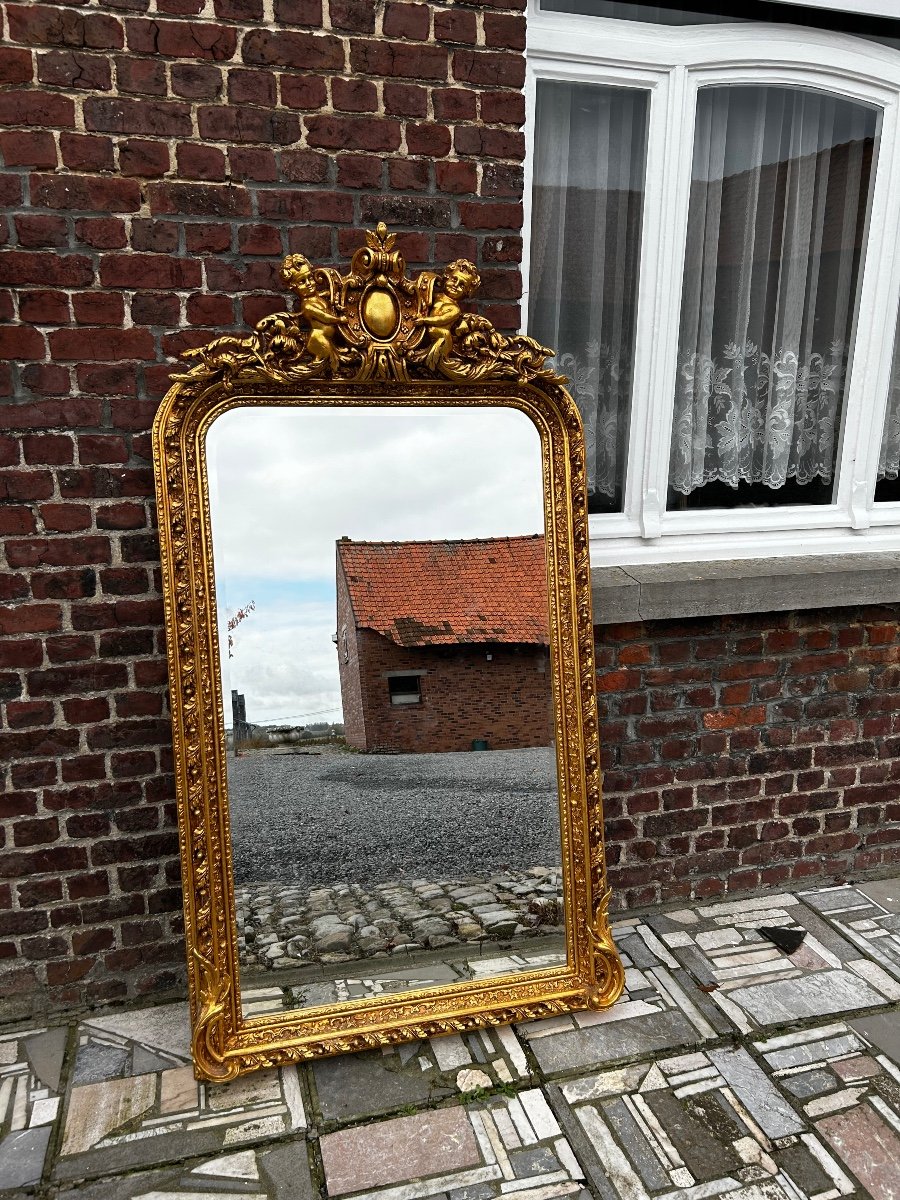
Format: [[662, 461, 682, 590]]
[[592, 551, 900, 624]]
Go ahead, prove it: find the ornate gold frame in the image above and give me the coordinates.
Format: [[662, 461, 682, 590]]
[[153, 225, 623, 1080]]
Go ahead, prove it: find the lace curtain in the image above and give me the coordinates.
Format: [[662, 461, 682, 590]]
[[528, 80, 648, 508], [878, 323, 900, 482], [671, 86, 877, 497]]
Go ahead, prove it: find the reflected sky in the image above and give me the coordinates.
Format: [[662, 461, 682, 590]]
[[206, 406, 545, 726]]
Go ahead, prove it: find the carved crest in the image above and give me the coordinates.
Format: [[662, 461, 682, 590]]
[[175, 223, 559, 388]]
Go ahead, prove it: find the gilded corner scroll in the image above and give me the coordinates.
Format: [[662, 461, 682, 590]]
[[154, 224, 623, 1080]]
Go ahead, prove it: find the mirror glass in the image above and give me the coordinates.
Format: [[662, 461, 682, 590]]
[[206, 405, 565, 1020]]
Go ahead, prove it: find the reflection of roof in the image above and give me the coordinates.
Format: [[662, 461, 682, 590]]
[[337, 535, 548, 648]]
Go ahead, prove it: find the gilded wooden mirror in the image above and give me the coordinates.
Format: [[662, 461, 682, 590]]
[[153, 225, 623, 1080]]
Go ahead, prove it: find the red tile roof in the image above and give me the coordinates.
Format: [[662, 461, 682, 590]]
[[337, 535, 548, 647]]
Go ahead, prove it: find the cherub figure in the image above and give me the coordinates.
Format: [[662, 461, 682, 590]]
[[416, 260, 481, 372], [280, 253, 347, 371]]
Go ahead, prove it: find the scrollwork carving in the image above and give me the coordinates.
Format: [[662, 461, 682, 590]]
[[174, 223, 560, 390]]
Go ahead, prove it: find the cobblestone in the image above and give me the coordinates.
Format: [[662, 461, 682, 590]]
[[236, 867, 564, 970]]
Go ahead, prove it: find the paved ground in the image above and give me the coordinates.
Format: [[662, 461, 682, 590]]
[[227, 746, 560, 887], [3, 876, 900, 1199], [236, 868, 565, 979]]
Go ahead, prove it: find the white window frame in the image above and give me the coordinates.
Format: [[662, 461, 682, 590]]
[[524, 3, 900, 564]]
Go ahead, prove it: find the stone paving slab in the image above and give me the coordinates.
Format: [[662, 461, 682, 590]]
[[51, 1003, 308, 1186], [2, 878, 899, 1199], [516, 915, 734, 1076], [639, 891, 900, 1034]]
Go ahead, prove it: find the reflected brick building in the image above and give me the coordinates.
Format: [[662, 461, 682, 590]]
[[336, 535, 551, 754]]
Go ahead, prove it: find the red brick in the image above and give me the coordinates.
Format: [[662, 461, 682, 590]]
[[84, 97, 192, 137], [8, 5, 124, 49], [49, 327, 155, 361], [383, 2, 430, 39], [17, 291, 67, 328], [459, 201, 523, 230], [0, 131, 58, 169], [38, 50, 112, 90], [237, 224, 283, 255], [119, 139, 171, 178], [0, 48, 33, 86], [279, 149, 329, 183], [453, 49, 525, 89], [227, 67, 276, 106], [350, 39, 447, 81], [23, 435, 73, 466], [481, 90, 526, 126], [484, 12, 526, 50], [171, 63, 223, 99], [274, 0, 322, 22], [454, 126, 525, 160], [433, 88, 477, 122], [40, 504, 92, 533], [406, 122, 451, 157], [0, 252, 93, 288], [306, 114, 401, 152], [332, 77, 378, 113], [149, 181, 252, 217], [116, 56, 167, 96], [383, 82, 428, 118], [30, 173, 142, 214], [0, 91, 75, 129], [99, 254, 201, 289], [242, 28, 343, 70], [338, 155, 384, 189], [279, 74, 328, 110], [329, 0, 375, 31], [434, 9, 477, 43], [59, 133, 115, 172], [229, 146, 277, 181], [387, 159, 430, 192]]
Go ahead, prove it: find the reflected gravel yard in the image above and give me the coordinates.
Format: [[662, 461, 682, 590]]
[[227, 744, 560, 888]]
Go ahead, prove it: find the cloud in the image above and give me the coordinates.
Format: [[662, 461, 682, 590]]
[[208, 405, 546, 726]]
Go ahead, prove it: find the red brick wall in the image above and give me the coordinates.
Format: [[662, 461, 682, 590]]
[[349, 627, 553, 753], [0, 0, 527, 1019], [598, 607, 900, 913], [336, 551, 366, 748]]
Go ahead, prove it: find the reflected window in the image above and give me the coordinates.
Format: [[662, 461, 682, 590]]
[[388, 674, 422, 706], [529, 79, 649, 514]]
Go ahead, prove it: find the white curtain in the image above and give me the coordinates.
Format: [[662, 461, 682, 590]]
[[878, 322, 900, 482], [529, 81, 647, 508], [670, 86, 877, 497]]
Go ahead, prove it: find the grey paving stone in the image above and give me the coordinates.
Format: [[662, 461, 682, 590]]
[[508, 1145, 560, 1176], [781, 1068, 840, 1098], [0, 1126, 51, 1191], [775, 1141, 835, 1195], [602, 1097, 672, 1190], [850, 1011, 900, 1064], [728, 968, 887, 1027], [641, 1087, 742, 1182], [23, 1027, 68, 1093], [71, 1043, 130, 1085], [257, 1140, 318, 1200], [859, 877, 900, 913], [709, 1047, 806, 1139], [312, 1046, 452, 1122], [801, 887, 866, 913], [527, 1007, 706, 1075]]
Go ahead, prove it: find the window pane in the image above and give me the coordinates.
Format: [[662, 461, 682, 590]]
[[875, 314, 900, 502], [669, 86, 878, 510], [529, 80, 649, 514]]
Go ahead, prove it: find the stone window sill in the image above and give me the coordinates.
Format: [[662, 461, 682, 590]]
[[592, 552, 900, 625]]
